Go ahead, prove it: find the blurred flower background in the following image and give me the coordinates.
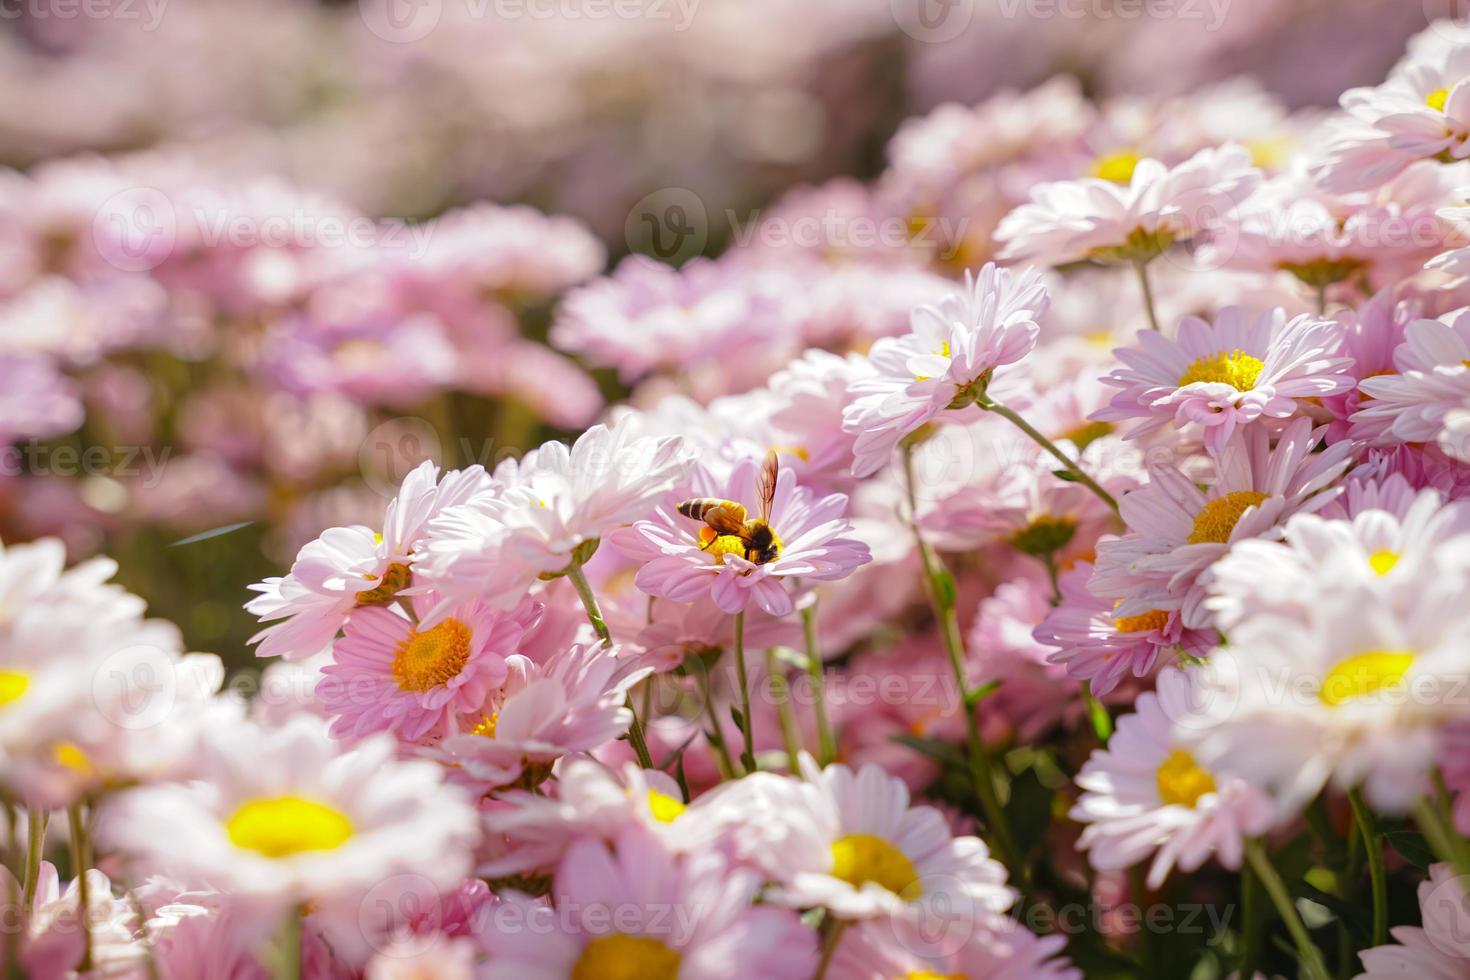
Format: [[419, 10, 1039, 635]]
[[0, 0, 1451, 668]]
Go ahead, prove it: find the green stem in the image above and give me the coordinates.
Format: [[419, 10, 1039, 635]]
[[68, 804, 92, 974], [1238, 857, 1262, 980], [1082, 682, 1112, 744], [801, 603, 837, 766], [22, 808, 47, 913], [1134, 258, 1162, 332], [277, 905, 302, 980], [765, 649, 803, 774], [975, 396, 1119, 515], [731, 613, 756, 774], [1414, 794, 1470, 882], [4, 804, 19, 980], [566, 561, 655, 770], [1244, 838, 1330, 980], [1347, 788, 1387, 947], [1040, 553, 1061, 605], [692, 661, 736, 780], [814, 918, 849, 980], [900, 443, 1024, 885]]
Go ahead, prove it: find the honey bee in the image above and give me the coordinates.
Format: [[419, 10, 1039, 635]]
[[677, 451, 782, 565]]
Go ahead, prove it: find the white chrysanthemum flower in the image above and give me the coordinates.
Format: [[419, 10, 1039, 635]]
[[842, 263, 1048, 477], [100, 716, 479, 959], [1355, 863, 1470, 977], [1354, 309, 1470, 458], [1195, 560, 1470, 814], [995, 143, 1260, 268], [1071, 668, 1276, 889]]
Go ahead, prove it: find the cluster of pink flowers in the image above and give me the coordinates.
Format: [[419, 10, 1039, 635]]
[[20, 11, 1470, 980]]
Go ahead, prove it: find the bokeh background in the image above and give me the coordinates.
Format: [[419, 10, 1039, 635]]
[[0, 0, 1454, 667]]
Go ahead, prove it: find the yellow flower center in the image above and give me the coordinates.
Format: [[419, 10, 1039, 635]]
[[1319, 651, 1416, 707], [696, 525, 782, 566], [647, 789, 686, 823], [52, 741, 93, 776], [470, 712, 499, 738], [906, 972, 966, 980], [830, 834, 922, 900], [1368, 550, 1400, 576], [391, 618, 472, 693], [1428, 87, 1451, 112], [1011, 515, 1078, 557], [1187, 491, 1270, 545], [226, 796, 354, 858], [1114, 609, 1170, 634], [1155, 749, 1217, 808], [571, 935, 681, 980], [1178, 349, 1266, 391], [1091, 149, 1141, 184], [1057, 420, 1115, 452], [0, 671, 29, 707], [356, 562, 412, 607]]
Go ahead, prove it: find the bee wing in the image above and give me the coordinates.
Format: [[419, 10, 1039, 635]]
[[706, 502, 748, 536], [757, 450, 779, 524]]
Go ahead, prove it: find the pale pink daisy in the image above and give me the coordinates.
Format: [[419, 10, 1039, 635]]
[[419, 421, 690, 606], [480, 758, 706, 878], [246, 460, 490, 660], [611, 456, 871, 618], [317, 594, 539, 742], [99, 716, 479, 961], [1090, 418, 1357, 629], [1355, 863, 1470, 978], [1095, 306, 1354, 455], [1071, 668, 1276, 888], [714, 756, 1015, 924], [828, 914, 1079, 980], [482, 827, 817, 980], [764, 348, 874, 492], [1313, 20, 1470, 192], [995, 143, 1260, 268], [1035, 560, 1213, 697], [842, 262, 1049, 477], [434, 642, 650, 791], [1354, 308, 1470, 459]]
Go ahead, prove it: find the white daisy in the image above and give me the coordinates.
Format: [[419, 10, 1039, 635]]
[[1354, 308, 1470, 458]]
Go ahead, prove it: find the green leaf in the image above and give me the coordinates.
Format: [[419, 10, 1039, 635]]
[[1385, 830, 1434, 870], [892, 733, 967, 771]]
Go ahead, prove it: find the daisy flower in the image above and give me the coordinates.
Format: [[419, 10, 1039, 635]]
[[246, 460, 490, 661], [1096, 306, 1354, 455], [434, 642, 650, 791], [480, 758, 708, 878], [842, 262, 1049, 477], [764, 348, 874, 493], [1090, 418, 1357, 629], [316, 594, 539, 742], [611, 456, 871, 618], [1194, 560, 1470, 813], [482, 827, 817, 980], [828, 914, 1079, 980], [1205, 489, 1470, 632], [995, 143, 1260, 268], [419, 421, 690, 605], [100, 716, 479, 957], [716, 756, 1015, 925], [1313, 20, 1470, 192], [1355, 863, 1470, 978], [1071, 668, 1276, 889], [1354, 308, 1470, 460], [1035, 560, 1213, 697]]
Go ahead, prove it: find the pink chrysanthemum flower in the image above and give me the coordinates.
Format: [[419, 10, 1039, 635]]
[[611, 457, 871, 617], [1090, 418, 1357, 629], [434, 642, 649, 791], [842, 262, 1049, 477], [1313, 20, 1470, 192], [483, 827, 817, 980], [829, 914, 1079, 980], [1354, 308, 1470, 462], [1356, 864, 1470, 977], [246, 460, 489, 660], [712, 756, 1015, 924], [1071, 668, 1276, 889], [995, 143, 1260, 268], [1035, 561, 1213, 697], [317, 594, 538, 742], [1096, 306, 1354, 455]]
